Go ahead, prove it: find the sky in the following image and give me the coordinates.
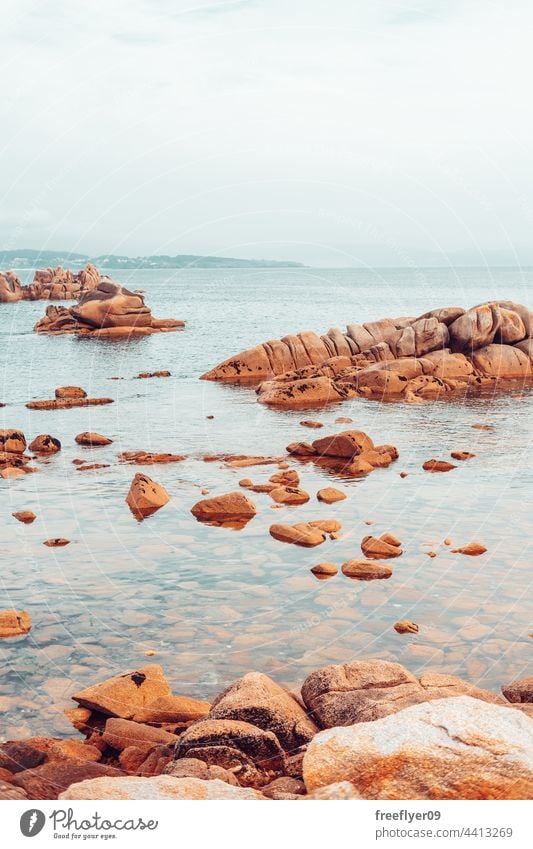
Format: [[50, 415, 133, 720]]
[[1, 0, 533, 267]]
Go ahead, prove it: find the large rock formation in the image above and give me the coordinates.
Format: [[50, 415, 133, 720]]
[[0, 264, 101, 303], [201, 301, 533, 408], [0, 271, 23, 302], [34, 279, 184, 337]]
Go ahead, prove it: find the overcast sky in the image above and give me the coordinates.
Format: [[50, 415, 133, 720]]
[[1, 0, 533, 266]]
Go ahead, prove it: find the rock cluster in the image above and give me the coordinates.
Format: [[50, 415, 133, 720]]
[[2, 659, 531, 800], [286, 429, 398, 478], [0, 264, 101, 303], [201, 301, 533, 408], [33, 279, 184, 337]]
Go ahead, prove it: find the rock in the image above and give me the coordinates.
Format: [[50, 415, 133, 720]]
[[451, 542, 487, 556], [300, 420, 323, 428], [262, 776, 306, 798], [0, 270, 23, 302], [126, 473, 170, 520], [55, 386, 87, 399], [305, 781, 361, 799], [0, 467, 26, 479], [0, 610, 32, 638], [43, 538, 70, 547], [0, 741, 46, 772], [60, 775, 264, 800], [164, 757, 238, 785], [136, 371, 171, 379], [131, 695, 211, 724], [26, 397, 114, 410], [310, 562, 338, 579], [286, 441, 317, 456], [0, 429, 26, 454], [75, 432, 113, 446], [502, 677, 533, 704], [342, 560, 393, 580], [472, 343, 532, 378], [423, 459, 457, 472], [102, 718, 178, 751], [317, 487, 346, 504], [269, 469, 300, 486], [302, 696, 533, 799], [28, 434, 61, 454], [191, 491, 257, 528], [311, 430, 373, 459], [72, 665, 172, 719], [12, 511, 36, 524], [119, 450, 185, 465], [119, 744, 173, 776], [13, 760, 123, 800], [0, 782, 28, 799], [361, 533, 402, 560], [451, 451, 475, 460], [208, 671, 318, 750], [269, 486, 310, 505], [449, 304, 502, 353], [394, 620, 419, 634], [269, 523, 327, 547], [174, 719, 285, 785]]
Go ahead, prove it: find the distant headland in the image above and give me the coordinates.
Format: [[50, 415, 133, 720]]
[[0, 249, 305, 270]]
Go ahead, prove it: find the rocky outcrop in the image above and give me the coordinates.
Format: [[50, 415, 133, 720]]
[[0, 264, 101, 303], [34, 279, 184, 337], [201, 301, 533, 408], [303, 696, 533, 799], [0, 271, 23, 302]]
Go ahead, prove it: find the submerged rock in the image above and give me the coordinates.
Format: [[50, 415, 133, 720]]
[[75, 432, 113, 447], [451, 542, 487, 556], [394, 620, 419, 634], [0, 610, 32, 638]]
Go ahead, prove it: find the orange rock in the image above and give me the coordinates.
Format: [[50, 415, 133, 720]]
[[451, 542, 487, 556], [75, 432, 113, 447], [399, 471, 409, 478], [269, 486, 310, 505], [43, 538, 70, 547], [472, 423, 494, 431], [269, 469, 300, 486], [119, 451, 185, 465], [317, 487, 346, 504], [310, 563, 338, 579], [26, 397, 114, 410], [394, 620, 419, 634], [191, 492, 256, 528], [361, 534, 402, 560], [451, 451, 475, 461], [132, 695, 211, 724], [0, 610, 32, 638], [72, 665, 172, 719], [300, 420, 323, 429], [286, 441, 317, 456], [29, 434, 61, 455], [0, 429, 26, 454], [342, 560, 393, 580], [12, 511, 36, 524], [312, 430, 374, 459], [126, 473, 170, 520], [269, 523, 327, 547], [423, 459, 457, 472], [335, 417, 353, 424], [55, 386, 87, 399]]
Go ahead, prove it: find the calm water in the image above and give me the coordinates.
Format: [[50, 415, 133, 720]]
[[1, 267, 532, 739]]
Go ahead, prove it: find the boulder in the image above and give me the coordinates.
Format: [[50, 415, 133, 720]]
[[472, 344, 532, 378], [71, 280, 152, 329], [102, 718, 178, 751], [55, 386, 87, 399], [164, 757, 238, 785], [394, 620, 419, 634], [269, 486, 310, 505], [361, 533, 402, 560], [0, 429, 26, 454], [75, 432, 113, 447], [12, 510, 36, 524], [131, 695, 211, 724], [208, 671, 318, 750], [317, 487, 346, 504], [269, 522, 327, 547], [126, 473, 170, 520], [12, 761, 122, 800], [449, 304, 502, 353], [311, 430, 374, 458], [191, 491, 256, 528], [28, 434, 61, 455], [310, 562, 338, 579], [0, 610, 32, 638], [60, 775, 264, 800], [0, 741, 46, 773], [72, 665, 172, 719], [0, 271, 23, 302], [303, 696, 533, 799], [341, 560, 393, 580], [423, 459, 457, 473], [502, 677, 533, 704]]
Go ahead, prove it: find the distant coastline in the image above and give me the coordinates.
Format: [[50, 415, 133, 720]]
[[0, 248, 306, 270]]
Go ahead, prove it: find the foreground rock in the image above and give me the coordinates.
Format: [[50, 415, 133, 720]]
[[126, 473, 170, 520], [300, 659, 503, 728], [201, 301, 533, 408], [75, 432, 113, 447], [60, 775, 264, 800], [303, 696, 533, 799], [0, 610, 32, 638], [12, 761, 122, 800], [191, 492, 257, 529], [502, 676, 533, 704], [34, 279, 184, 337], [72, 665, 172, 718]]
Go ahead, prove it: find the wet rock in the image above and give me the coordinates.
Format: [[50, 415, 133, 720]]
[[136, 370, 171, 379], [361, 533, 402, 560], [43, 538, 70, 547], [28, 434, 61, 455], [269, 523, 327, 547], [174, 719, 285, 786], [317, 487, 346, 504], [131, 695, 211, 724], [472, 343, 532, 378], [0, 429, 26, 454], [208, 671, 318, 750], [394, 620, 419, 634], [341, 560, 393, 580], [119, 450, 185, 464], [269, 469, 300, 486], [300, 420, 323, 429], [164, 757, 238, 785], [102, 718, 178, 751], [72, 665, 172, 719], [502, 677, 533, 704], [0, 610, 32, 638], [126, 473, 170, 520], [60, 775, 264, 800], [269, 486, 310, 505], [191, 491, 257, 528], [0, 270, 23, 302], [12, 511, 36, 524], [286, 441, 317, 456], [0, 741, 46, 772], [311, 430, 373, 459], [13, 761, 123, 800], [310, 562, 338, 579], [75, 432, 113, 447], [26, 396, 114, 410], [423, 459, 457, 472], [451, 451, 475, 460], [303, 696, 533, 799], [55, 386, 87, 399], [451, 542, 487, 556]]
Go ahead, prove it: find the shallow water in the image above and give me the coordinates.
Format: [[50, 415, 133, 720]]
[[1, 267, 532, 738]]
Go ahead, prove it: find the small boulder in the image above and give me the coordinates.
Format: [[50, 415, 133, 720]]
[[12, 511, 36, 524], [0, 610, 32, 639], [451, 542, 487, 556], [126, 473, 170, 520], [423, 459, 457, 472], [342, 560, 393, 580], [269, 523, 327, 547], [300, 420, 323, 429], [361, 533, 402, 560], [269, 486, 310, 505], [72, 665, 172, 719], [0, 429, 26, 454], [310, 562, 338, 579], [102, 718, 178, 751], [502, 677, 533, 704], [29, 434, 61, 455], [131, 695, 211, 724], [311, 430, 373, 459], [55, 386, 87, 399], [317, 487, 346, 504], [43, 538, 70, 547], [191, 491, 256, 528], [451, 451, 475, 461], [75, 432, 113, 447], [394, 620, 419, 634]]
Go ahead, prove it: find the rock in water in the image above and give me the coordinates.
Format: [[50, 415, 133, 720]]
[[0, 610, 32, 638], [341, 560, 393, 580], [502, 677, 533, 704], [29, 434, 61, 455], [0, 271, 23, 302], [302, 696, 533, 799], [72, 665, 172, 718], [190, 492, 257, 528], [75, 432, 113, 447], [126, 473, 170, 519], [12, 511, 36, 524]]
